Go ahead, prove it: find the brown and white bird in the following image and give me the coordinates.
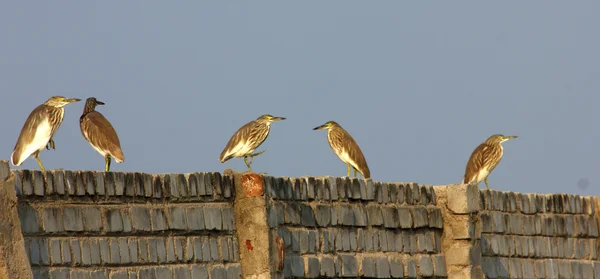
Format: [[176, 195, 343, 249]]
[[11, 96, 81, 171], [462, 134, 518, 190], [313, 121, 371, 179], [79, 97, 124, 172]]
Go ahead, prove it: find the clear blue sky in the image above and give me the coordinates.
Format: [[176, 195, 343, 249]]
[[1, 2, 598, 196]]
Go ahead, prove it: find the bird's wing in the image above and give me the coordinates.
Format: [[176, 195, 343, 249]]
[[219, 121, 261, 162], [11, 104, 50, 166], [340, 130, 371, 179], [80, 112, 125, 162], [462, 142, 496, 184]]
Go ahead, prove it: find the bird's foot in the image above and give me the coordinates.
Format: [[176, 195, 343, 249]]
[[46, 139, 55, 150]]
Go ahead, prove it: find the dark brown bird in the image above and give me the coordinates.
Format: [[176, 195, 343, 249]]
[[462, 134, 518, 190], [79, 97, 124, 172], [11, 96, 81, 171], [313, 121, 371, 179]]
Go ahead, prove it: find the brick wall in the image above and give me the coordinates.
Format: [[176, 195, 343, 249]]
[[0, 160, 598, 279], [263, 177, 447, 278], [13, 168, 242, 279], [479, 190, 600, 278]]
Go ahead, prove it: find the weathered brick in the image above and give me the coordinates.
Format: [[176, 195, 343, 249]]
[[49, 268, 69, 279], [63, 207, 84, 232], [18, 204, 40, 233], [69, 239, 81, 265], [428, 207, 443, 228], [300, 204, 316, 227], [32, 171, 44, 196], [43, 208, 64, 233], [90, 270, 108, 279], [192, 266, 209, 279], [389, 257, 404, 278], [352, 205, 367, 227], [204, 207, 223, 230], [321, 257, 336, 277], [341, 255, 358, 277], [130, 207, 151, 232], [82, 207, 102, 232], [89, 239, 101, 265], [412, 207, 429, 228], [406, 258, 418, 278], [382, 206, 399, 228], [339, 205, 355, 226], [187, 208, 205, 231], [316, 205, 331, 227], [398, 207, 413, 229], [106, 209, 124, 232], [168, 206, 187, 230], [177, 173, 189, 198], [366, 205, 383, 226]]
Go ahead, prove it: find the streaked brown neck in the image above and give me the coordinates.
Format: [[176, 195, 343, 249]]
[[82, 100, 97, 115]]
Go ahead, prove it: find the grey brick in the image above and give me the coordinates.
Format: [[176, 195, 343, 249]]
[[74, 171, 86, 196], [63, 207, 84, 232], [157, 239, 168, 263], [210, 238, 219, 261], [28, 239, 39, 266], [201, 238, 211, 261], [582, 262, 594, 279], [308, 230, 318, 253], [192, 266, 209, 279], [124, 173, 135, 197], [321, 257, 336, 277], [382, 206, 399, 228], [222, 207, 235, 231], [155, 267, 171, 278], [65, 170, 77, 195], [49, 268, 69, 279], [71, 270, 90, 279], [33, 171, 44, 196], [138, 268, 156, 279], [362, 257, 376, 277], [84, 171, 95, 196], [177, 173, 189, 197], [376, 257, 391, 278], [111, 270, 129, 279], [43, 208, 63, 233], [59, 239, 71, 265], [365, 179, 375, 200], [153, 175, 163, 198], [315, 205, 331, 227], [303, 256, 319, 278], [203, 172, 214, 196], [39, 239, 49, 265], [172, 267, 190, 279], [204, 207, 223, 230], [300, 204, 316, 227], [94, 172, 105, 196], [283, 202, 301, 225], [292, 178, 301, 200], [106, 209, 123, 232], [412, 207, 428, 228], [129, 239, 139, 263], [50, 239, 61, 265], [328, 177, 338, 200], [350, 178, 361, 200], [137, 239, 148, 263], [168, 206, 187, 230], [428, 208, 443, 228], [18, 204, 40, 233], [104, 172, 115, 196], [305, 178, 315, 200], [89, 239, 101, 265], [114, 172, 125, 196], [290, 255, 305, 277], [70, 239, 81, 265], [118, 238, 130, 264], [398, 207, 413, 228], [390, 257, 404, 278], [352, 205, 367, 227], [165, 238, 176, 263], [406, 258, 417, 278], [20, 171, 32, 196], [187, 208, 205, 231], [109, 239, 120, 264], [339, 205, 355, 226], [341, 255, 358, 277], [91, 270, 108, 279], [432, 255, 447, 276], [211, 266, 227, 279], [366, 205, 383, 226], [131, 207, 151, 232], [419, 255, 434, 277], [13, 170, 23, 196], [83, 207, 102, 232]]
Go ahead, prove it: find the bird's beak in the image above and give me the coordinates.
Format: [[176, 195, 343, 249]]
[[67, 98, 81, 103], [271, 116, 286, 121], [313, 124, 327, 130], [96, 101, 105, 105], [506, 135, 518, 140]]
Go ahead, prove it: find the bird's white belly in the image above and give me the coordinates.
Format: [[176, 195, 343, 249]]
[[89, 142, 108, 158], [19, 121, 52, 163], [337, 151, 358, 169], [475, 168, 490, 183], [230, 141, 254, 158]]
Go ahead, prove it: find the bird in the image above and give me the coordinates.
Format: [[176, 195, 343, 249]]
[[79, 97, 125, 172], [11, 96, 81, 171], [462, 134, 518, 190], [313, 121, 371, 179], [219, 114, 286, 172]]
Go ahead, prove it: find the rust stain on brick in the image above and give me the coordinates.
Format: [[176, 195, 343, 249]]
[[241, 173, 263, 197], [246, 239, 254, 251], [275, 235, 284, 271]]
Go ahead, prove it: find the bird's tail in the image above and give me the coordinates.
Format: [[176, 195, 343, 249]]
[[11, 149, 23, 166]]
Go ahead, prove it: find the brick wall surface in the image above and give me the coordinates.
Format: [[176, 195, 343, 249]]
[[479, 190, 600, 279], [263, 176, 447, 278], [14, 169, 242, 279]]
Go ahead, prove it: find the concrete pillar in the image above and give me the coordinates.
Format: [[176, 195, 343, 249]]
[[0, 161, 33, 279], [434, 184, 484, 279], [230, 170, 273, 279]]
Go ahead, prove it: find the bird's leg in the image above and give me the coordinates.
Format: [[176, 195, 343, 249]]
[[34, 153, 46, 171], [347, 164, 351, 177], [247, 150, 267, 165], [46, 139, 55, 150], [105, 156, 111, 172], [243, 156, 252, 172], [484, 178, 491, 190], [353, 168, 357, 178]]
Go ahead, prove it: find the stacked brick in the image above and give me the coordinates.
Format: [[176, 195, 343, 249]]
[[479, 190, 600, 278], [14, 170, 241, 279], [263, 176, 448, 278]]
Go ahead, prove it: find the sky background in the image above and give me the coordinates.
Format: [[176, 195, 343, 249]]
[[1, 1, 598, 196]]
